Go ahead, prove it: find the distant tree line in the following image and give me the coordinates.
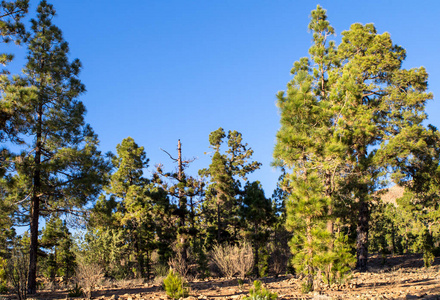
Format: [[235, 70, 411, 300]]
[[0, 1, 438, 297]]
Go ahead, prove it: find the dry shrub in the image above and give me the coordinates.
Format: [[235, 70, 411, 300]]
[[168, 250, 190, 279], [211, 242, 254, 278], [75, 259, 104, 299], [5, 245, 28, 300]]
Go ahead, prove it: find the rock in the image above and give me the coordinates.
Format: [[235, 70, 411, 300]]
[[111, 295, 119, 300]]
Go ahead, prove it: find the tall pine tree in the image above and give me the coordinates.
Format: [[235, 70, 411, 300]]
[[2, 1, 110, 293]]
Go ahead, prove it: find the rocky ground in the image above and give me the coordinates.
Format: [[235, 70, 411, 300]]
[[3, 254, 440, 300]]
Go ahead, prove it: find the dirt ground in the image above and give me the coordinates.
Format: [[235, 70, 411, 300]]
[[3, 254, 440, 300]]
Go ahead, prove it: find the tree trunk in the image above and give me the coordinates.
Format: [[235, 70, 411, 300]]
[[356, 198, 369, 272], [28, 102, 42, 294], [253, 224, 259, 277], [306, 217, 314, 291], [135, 234, 145, 278], [217, 202, 221, 243], [177, 139, 188, 263]]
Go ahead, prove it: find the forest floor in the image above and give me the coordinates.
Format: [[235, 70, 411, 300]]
[[3, 254, 440, 300]]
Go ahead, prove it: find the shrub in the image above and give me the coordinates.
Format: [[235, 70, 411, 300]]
[[243, 280, 277, 300], [211, 242, 253, 278], [163, 270, 189, 299], [168, 250, 190, 279], [5, 243, 28, 300], [75, 258, 104, 299]]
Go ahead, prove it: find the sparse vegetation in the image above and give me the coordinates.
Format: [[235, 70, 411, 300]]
[[0, 1, 438, 300]]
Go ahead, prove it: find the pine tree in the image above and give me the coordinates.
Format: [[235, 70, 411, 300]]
[[104, 137, 156, 278], [154, 140, 204, 266], [200, 128, 261, 245], [380, 126, 440, 266], [273, 6, 355, 289], [1, 1, 110, 293], [240, 181, 274, 276], [333, 22, 433, 271], [275, 5, 433, 282], [40, 217, 75, 280], [0, 0, 29, 143]]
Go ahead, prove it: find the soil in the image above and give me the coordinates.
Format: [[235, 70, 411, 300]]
[[3, 254, 440, 300]]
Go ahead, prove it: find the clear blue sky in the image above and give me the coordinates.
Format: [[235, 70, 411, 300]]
[[13, 1, 440, 197]]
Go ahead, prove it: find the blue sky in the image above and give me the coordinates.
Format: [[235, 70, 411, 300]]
[[11, 1, 440, 198]]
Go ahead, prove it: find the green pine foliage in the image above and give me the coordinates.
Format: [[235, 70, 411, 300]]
[[275, 4, 434, 288], [243, 280, 277, 300], [40, 217, 76, 280], [163, 269, 189, 299], [0, 1, 111, 293], [240, 181, 274, 277], [200, 128, 261, 246]]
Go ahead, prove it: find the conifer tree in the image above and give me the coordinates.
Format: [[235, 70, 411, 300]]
[[105, 137, 156, 278], [200, 128, 261, 245], [379, 126, 440, 266], [0, 0, 29, 143], [1, 1, 110, 293], [154, 140, 204, 265], [333, 22, 433, 271], [240, 181, 274, 276], [274, 6, 355, 290], [40, 216, 75, 280], [275, 5, 433, 280]]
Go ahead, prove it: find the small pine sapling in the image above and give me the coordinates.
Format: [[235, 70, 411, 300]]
[[243, 280, 277, 300], [163, 270, 189, 299]]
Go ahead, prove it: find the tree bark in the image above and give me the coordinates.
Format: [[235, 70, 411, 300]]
[[28, 102, 42, 294], [177, 139, 188, 263], [356, 198, 369, 272], [253, 224, 259, 277], [306, 217, 314, 291]]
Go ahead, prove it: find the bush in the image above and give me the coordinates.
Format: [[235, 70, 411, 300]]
[[211, 242, 253, 278], [243, 280, 277, 300], [163, 270, 189, 299], [74, 258, 104, 299], [168, 250, 189, 279], [5, 242, 28, 300]]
